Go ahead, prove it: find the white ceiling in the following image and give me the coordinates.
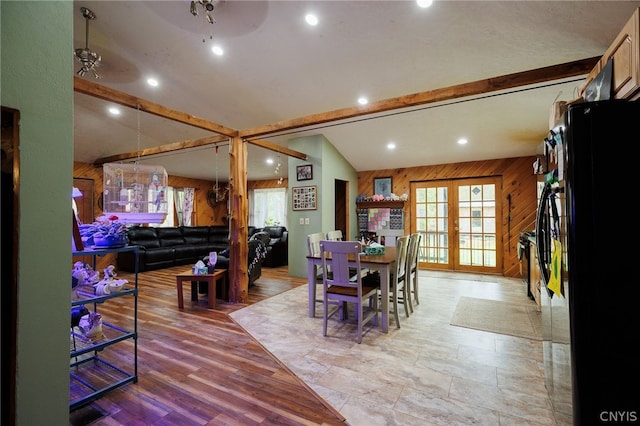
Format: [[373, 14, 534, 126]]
[[73, 1, 640, 181]]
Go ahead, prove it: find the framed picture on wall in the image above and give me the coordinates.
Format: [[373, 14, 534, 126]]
[[296, 164, 313, 181], [374, 177, 392, 197], [292, 185, 317, 210]]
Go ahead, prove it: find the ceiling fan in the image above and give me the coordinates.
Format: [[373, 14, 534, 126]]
[[74, 6, 101, 79]]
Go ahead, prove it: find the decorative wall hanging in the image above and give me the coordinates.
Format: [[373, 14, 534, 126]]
[[292, 185, 317, 211], [374, 177, 392, 198], [296, 164, 313, 181]]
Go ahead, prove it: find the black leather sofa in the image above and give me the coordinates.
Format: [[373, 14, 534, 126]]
[[117, 225, 259, 273], [260, 226, 289, 267]]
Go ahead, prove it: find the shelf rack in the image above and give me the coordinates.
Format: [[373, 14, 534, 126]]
[[70, 245, 139, 411]]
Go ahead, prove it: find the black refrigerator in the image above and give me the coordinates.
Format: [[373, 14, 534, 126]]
[[536, 100, 639, 425]]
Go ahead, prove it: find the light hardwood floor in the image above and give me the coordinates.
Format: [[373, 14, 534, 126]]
[[70, 265, 557, 425]]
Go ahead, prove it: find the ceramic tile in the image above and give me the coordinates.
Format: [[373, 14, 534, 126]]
[[229, 271, 558, 424]]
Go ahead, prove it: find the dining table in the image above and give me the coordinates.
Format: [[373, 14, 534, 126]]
[[307, 246, 396, 333]]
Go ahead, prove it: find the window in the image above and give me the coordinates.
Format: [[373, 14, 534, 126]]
[[249, 188, 287, 227]]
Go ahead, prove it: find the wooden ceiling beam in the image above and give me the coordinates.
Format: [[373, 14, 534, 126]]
[[238, 57, 599, 138], [74, 76, 238, 137], [94, 134, 231, 165], [244, 138, 307, 161]]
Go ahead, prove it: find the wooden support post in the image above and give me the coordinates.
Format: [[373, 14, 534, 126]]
[[228, 136, 249, 303]]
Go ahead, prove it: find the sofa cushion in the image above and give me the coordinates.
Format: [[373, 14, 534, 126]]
[[127, 226, 161, 249], [208, 226, 229, 245], [156, 227, 186, 246], [181, 226, 209, 245]]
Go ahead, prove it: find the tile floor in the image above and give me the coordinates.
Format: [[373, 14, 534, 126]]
[[230, 270, 562, 426]]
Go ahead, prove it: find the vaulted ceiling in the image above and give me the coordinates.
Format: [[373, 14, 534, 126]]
[[73, 1, 640, 181]]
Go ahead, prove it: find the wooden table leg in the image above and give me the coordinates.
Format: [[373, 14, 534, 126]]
[[176, 277, 185, 309], [219, 273, 228, 301], [207, 277, 216, 309]]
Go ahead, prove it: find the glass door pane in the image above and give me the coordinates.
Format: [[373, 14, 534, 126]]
[[411, 177, 502, 274]]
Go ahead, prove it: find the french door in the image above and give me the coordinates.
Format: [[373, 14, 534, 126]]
[[411, 177, 502, 274]]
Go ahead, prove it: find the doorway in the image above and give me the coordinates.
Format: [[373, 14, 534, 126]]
[[411, 177, 502, 274], [1, 106, 18, 425], [334, 179, 348, 238]]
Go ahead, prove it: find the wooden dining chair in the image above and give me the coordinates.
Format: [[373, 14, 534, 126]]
[[406, 232, 421, 312], [325, 229, 343, 241], [377, 228, 404, 247], [389, 235, 411, 327], [320, 240, 379, 344], [307, 232, 327, 282]]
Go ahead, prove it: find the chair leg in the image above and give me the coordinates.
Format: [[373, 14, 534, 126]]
[[402, 281, 413, 318], [323, 297, 329, 337], [392, 288, 400, 328], [356, 301, 363, 344], [413, 274, 419, 306]]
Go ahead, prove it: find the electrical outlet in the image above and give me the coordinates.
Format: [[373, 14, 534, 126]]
[[299, 217, 304, 225], [304, 218, 310, 225]]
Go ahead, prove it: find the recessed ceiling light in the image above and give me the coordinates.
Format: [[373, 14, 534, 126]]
[[146, 77, 159, 87], [417, 0, 433, 8], [357, 97, 368, 105], [108, 107, 121, 116], [387, 142, 396, 150], [266, 158, 274, 165], [457, 138, 468, 145], [305, 13, 318, 26], [211, 45, 224, 56]]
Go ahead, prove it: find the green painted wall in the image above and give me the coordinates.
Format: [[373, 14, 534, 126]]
[[1, 2, 73, 424], [287, 135, 357, 278]]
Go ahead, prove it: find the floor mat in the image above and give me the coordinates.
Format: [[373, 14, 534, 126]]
[[450, 296, 542, 340]]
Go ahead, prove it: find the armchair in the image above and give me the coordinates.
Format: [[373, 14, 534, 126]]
[[261, 226, 288, 267]]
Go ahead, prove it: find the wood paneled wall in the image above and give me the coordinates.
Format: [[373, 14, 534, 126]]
[[357, 156, 539, 278]]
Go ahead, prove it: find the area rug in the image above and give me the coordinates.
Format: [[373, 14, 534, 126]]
[[450, 296, 542, 340]]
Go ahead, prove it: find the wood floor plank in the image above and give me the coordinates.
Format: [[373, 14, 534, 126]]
[[69, 265, 346, 425]]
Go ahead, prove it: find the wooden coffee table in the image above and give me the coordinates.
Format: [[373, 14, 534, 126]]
[[176, 269, 227, 309]]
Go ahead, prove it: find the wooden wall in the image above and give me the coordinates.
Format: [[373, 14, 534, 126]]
[[357, 156, 539, 278]]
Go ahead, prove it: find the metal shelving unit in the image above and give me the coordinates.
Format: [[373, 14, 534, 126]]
[[70, 245, 138, 411]]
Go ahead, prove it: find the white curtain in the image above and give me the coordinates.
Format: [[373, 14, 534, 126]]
[[182, 188, 195, 225], [249, 187, 287, 227], [175, 189, 185, 225]]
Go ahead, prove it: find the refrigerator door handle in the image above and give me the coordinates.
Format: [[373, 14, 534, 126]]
[[535, 182, 552, 294]]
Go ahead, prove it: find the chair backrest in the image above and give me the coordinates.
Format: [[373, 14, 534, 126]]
[[307, 232, 326, 257], [377, 228, 404, 247], [407, 233, 421, 273], [325, 230, 343, 241], [395, 235, 410, 283], [319, 240, 362, 289]]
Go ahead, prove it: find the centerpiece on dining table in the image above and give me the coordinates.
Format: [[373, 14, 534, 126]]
[[362, 239, 385, 255]]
